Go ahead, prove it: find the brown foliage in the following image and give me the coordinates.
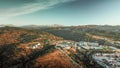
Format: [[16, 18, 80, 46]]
[[33, 50, 79, 68], [0, 29, 27, 45]]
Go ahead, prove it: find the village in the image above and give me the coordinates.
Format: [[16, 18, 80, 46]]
[[25, 39, 120, 68], [55, 40, 120, 68], [93, 52, 120, 68]]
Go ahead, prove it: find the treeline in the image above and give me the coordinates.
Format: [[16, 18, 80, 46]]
[[86, 29, 120, 41], [19, 34, 39, 43], [39, 26, 120, 42], [39, 27, 98, 42]]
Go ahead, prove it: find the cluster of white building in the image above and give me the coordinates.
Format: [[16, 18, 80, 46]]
[[56, 41, 77, 49], [76, 41, 102, 50], [56, 41, 120, 51], [93, 53, 120, 68], [56, 40, 120, 68], [30, 43, 41, 49], [58, 41, 100, 50], [57, 41, 101, 50], [77, 41, 99, 46], [76, 41, 119, 50]]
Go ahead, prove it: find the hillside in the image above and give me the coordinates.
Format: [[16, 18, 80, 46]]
[[0, 27, 81, 68], [34, 25, 120, 42], [1, 25, 120, 68], [28, 50, 79, 68]]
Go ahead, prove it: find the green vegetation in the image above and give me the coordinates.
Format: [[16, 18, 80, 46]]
[[19, 34, 39, 43], [40, 28, 92, 42], [36, 25, 120, 42]]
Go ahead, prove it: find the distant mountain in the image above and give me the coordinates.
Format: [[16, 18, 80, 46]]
[[21, 24, 65, 29], [0, 24, 15, 27], [27, 25, 120, 41], [21, 25, 120, 32]]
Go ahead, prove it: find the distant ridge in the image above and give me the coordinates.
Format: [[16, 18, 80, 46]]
[[21, 24, 65, 29]]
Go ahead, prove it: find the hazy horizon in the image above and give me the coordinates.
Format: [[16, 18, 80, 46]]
[[0, 23, 120, 26], [0, 0, 120, 26]]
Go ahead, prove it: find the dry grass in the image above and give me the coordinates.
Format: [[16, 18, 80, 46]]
[[33, 50, 79, 68]]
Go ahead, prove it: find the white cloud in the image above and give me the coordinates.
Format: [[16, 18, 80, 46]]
[[0, 0, 75, 20]]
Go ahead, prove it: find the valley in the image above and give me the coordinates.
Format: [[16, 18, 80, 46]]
[[0, 25, 120, 68]]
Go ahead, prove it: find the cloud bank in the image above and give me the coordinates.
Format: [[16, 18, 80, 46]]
[[0, 0, 75, 20]]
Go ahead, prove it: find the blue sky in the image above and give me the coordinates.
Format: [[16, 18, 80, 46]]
[[0, 0, 120, 26]]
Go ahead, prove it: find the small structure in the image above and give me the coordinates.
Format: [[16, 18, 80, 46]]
[[61, 44, 71, 49], [29, 43, 41, 49], [77, 41, 99, 46]]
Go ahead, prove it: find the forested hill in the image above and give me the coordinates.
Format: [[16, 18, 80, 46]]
[[1, 27, 79, 68], [25, 25, 120, 42]]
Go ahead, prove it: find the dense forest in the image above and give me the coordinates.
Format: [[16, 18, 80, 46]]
[[35, 25, 120, 41]]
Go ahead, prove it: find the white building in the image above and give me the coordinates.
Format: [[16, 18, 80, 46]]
[[31, 43, 41, 49], [77, 41, 99, 46]]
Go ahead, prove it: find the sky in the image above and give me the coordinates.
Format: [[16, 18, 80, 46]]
[[0, 0, 120, 26]]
